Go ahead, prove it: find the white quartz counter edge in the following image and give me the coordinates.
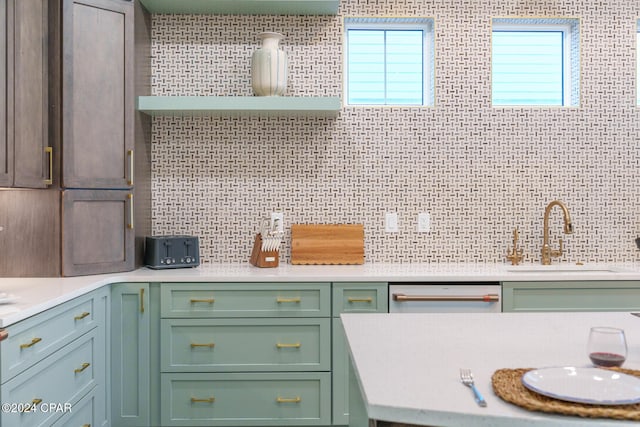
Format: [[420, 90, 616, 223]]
[[342, 312, 640, 427], [0, 262, 639, 327]]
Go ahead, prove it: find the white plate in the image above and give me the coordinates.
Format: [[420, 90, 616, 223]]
[[0, 293, 20, 304], [522, 367, 640, 405]]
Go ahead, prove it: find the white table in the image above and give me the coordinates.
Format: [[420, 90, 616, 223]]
[[342, 312, 640, 426]]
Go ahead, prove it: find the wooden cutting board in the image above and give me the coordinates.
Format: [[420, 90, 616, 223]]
[[291, 224, 364, 265]]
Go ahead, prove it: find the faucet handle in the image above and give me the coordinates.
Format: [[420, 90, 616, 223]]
[[506, 228, 524, 265], [550, 238, 564, 258], [506, 248, 524, 265]]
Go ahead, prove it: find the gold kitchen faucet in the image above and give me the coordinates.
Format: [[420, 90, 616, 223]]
[[541, 200, 573, 265]]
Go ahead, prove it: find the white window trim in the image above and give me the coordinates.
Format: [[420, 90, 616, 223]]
[[343, 18, 434, 107], [492, 20, 579, 107]]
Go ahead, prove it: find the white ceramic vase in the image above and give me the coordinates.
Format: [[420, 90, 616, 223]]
[[251, 32, 288, 96]]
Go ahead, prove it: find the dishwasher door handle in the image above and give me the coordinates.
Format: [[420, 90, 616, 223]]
[[392, 293, 500, 303]]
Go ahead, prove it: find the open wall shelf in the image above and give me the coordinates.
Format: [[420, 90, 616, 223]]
[[137, 96, 342, 117], [138, 0, 339, 15]]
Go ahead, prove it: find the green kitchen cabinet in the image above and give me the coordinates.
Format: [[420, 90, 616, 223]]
[[0, 286, 109, 427], [502, 281, 640, 312], [51, 388, 99, 427], [331, 283, 388, 425], [161, 372, 331, 426], [161, 318, 331, 373], [160, 282, 332, 426], [111, 282, 151, 426], [160, 282, 330, 318]]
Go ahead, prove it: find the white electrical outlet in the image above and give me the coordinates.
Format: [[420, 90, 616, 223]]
[[385, 212, 399, 233], [271, 212, 284, 233], [417, 212, 431, 233]]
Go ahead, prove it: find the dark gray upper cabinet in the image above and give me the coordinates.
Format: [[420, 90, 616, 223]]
[[0, 0, 139, 277], [0, 0, 51, 189], [62, 189, 135, 276], [62, 0, 134, 189], [0, 0, 9, 187]]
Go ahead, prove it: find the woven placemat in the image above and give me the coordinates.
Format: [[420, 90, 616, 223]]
[[492, 368, 640, 421]]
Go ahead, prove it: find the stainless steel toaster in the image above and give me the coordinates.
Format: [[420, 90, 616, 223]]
[[144, 235, 200, 269]]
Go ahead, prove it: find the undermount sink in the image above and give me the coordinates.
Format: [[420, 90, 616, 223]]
[[507, 264, 629, 273]]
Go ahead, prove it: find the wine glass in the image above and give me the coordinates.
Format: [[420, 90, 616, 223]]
[[587, 327, 627, 368]]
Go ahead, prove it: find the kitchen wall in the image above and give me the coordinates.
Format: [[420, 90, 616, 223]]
[[150, 0, 640, 264]]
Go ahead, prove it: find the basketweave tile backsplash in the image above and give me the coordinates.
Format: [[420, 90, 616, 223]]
[[150, 0, 640, 264]]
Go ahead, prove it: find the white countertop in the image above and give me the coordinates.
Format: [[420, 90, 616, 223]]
[[341, 311, 640, 426], [0, 262, 639, 327]]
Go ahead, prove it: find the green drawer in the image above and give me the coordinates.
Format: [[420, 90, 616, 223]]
[[1, 330, 97, 427], [161, 318, 330, 372], [1, 293, 98, 381], [161, 372, 331, 426], [161, 283, 330, 318], [502, 281, 640, 312], [51, 388, 95, 427], [332, 282, 388, 316]]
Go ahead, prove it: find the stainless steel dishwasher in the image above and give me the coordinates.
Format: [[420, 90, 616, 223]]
[[388, 282, 502, 313]]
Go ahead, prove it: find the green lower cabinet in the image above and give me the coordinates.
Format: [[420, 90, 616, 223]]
[[161, 318, 331, 372], [111, 283, 151, 426], [332, 318, 349, 425], [51, 388, 97, 427], [502, 281, 640, 312], [161, 372, 331, 426], [2, 329, 98, 427], [331, 282, 388, 426], [0, 286, 109, 427]]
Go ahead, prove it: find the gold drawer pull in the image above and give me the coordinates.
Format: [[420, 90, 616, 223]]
[[276, 297, 301, 303], [276, 342, 301, 349], [74, 311, 91, 320], [191, 396, 215, 403], [276, 396, 301, 403], [74, 362, 91, 373], [82, 424, 91, 427], [190, 298, 215, 304], [20, 337, 42, 349], [22, 398, 42, 412], [191, 342, 215, 348], [348, 297, 373, 303]]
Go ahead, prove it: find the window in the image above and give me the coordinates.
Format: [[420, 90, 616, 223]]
[[492, 18, 580, 106], [344, 18, 434, 106]]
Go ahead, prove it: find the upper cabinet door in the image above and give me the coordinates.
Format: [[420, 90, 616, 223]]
[[0, 0, 13, 187], [62, 0, 134, 189], [13, 0, 50, 188]]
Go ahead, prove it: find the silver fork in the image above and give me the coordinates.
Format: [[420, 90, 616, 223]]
[[460, 369, 487, 407]]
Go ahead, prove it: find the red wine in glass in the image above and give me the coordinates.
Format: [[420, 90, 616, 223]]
[[589, 352, 625, 367], [588, 327, 627, 367]]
